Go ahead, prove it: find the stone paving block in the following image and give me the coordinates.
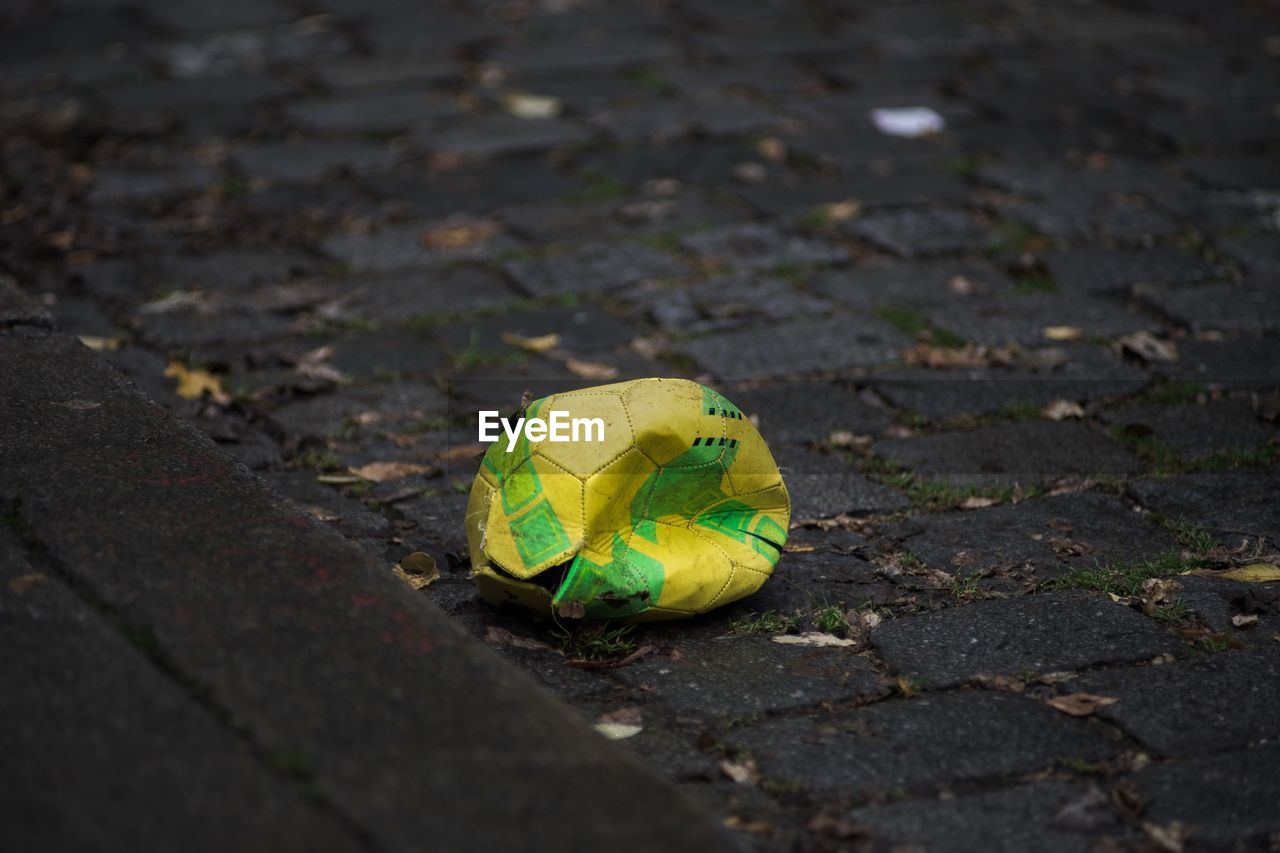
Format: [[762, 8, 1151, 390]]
[[268, 381, 449, 440], [849, 782, 1111, 853], [924, 293, 1156, 347], [154, 27, 353, 80], [135, 309, 294, 349], [503, 243, 690, 295], [676, 223, 848, 270], [361, 160, 580, 219], [875, 421, 1143, 486], [593, 97, 782, 143], [885, 491, 1178, 577], [619, 272, 833, 333], [150, 250, 316, 292], [417, 117, 593, 158], [1043, 246, 1215, 295], [871, 591, 1184, 689], [845, 208, 989, 258], [730, 382, 893, 444], [662, 57, 818, 95], [737, 169, 972, 216], [313, 55, 460, 90], [437, 303, 640, 360], [774, 446, 909, 519], [871, 346, 1148, 419], [680, 316, 909, 379], [1101, 397, 1275, 461], [1128, 470, 1280, 546], [1219, 233, 1280, 277], [1006, 194, 1097, 241], [1097, 202, 1182, 244], [1077, 648, 1280, 757], [1133, 743, 1280, 848], [350, 265, 520, 323], [147, 0, 297, 32], [328, 327, 449, 379], [728, 691, 1115, 796], [101, 73, 294, 116], [232, 140, 402, 183], [1169, 337, 1280, 391], [615, 637, 884, 718], [721, 552, 889, 616], [322, 222, 519, 273], [491, 30, 678, 74], [977, 156, 1190, 200], [1184, 155, 1280, 190], [810, 259, 1014, 312], [284, 90, 460, 133], [1135, 282, 1280, 334], [0, 531, 362, 853], [88, 163, 215, 204]]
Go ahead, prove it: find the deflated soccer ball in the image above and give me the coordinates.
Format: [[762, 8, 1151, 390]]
[[465, 378, 790, 621]]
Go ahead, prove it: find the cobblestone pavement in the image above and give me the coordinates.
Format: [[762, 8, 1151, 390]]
[[3, 0, 1279, 849]]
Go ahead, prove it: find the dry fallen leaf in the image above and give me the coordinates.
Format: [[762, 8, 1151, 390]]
[[1218, 563, 1280, 583], [822, 199, 862, 222], [164, 362, 230, 404], [565, 358, 619, 380], [8, 573, 48, 594], [722, 815, 774, 836], [1141, 577, 1182, 616], [503, 92, 561, 119], [484, 626, 552, 652], [783, 543, 816, 553], [903, 343, 988, 369], [439, 444, 486, 463], [78, 335, 120, 351], [771, 632, 857, 647], [719, 758, 759, 784], [1116, 330, 1178, 363], [1047, 692, 1119, 717], [594, 722, 642, 740], [392, 551, 440, 590], [969, 672, 1027, 693], [1042, 325, 1084, 342], [755, 136, 787, 162], [1231, 613, 1260, 628], [419, 219, 500, 251], [1041, 398, 1085, 421], [500, 331, 561, 353], [959, 495, 1000, 509], [806, 812, 865, 840], [315, 474, 362, 485], [351, 461, 433, 483]]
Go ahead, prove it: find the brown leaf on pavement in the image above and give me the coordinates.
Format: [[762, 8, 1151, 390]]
[[1041, 398, 1085, 421], [391, 551, 440, 590], [418, 218, 500, 250], [484, 626, 552, 652], [1047, 692, 1119, 716], [1115, 330, 1178, 364], [565, 358, 619, 380], [719, 758, 759, 785], [500, 331, 560, 353], [351, 461, 434, 483], [1141, 577, 1182, 616], [1042, 325, 1084, 342]]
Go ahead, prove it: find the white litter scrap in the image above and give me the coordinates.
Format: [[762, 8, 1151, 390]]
[[870, 107, 946, 138]]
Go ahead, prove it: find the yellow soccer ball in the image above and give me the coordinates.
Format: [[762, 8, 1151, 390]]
[[465, 378, 790, 621]]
